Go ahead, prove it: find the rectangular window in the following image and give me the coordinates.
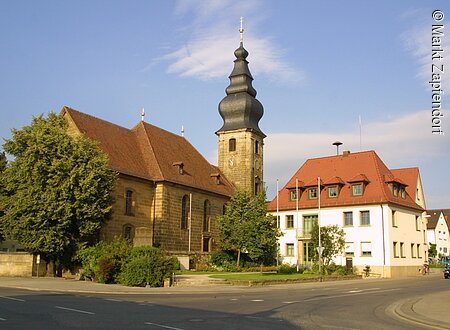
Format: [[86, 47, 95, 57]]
[[393, 242, 399, 258], [361, 242, 372, 257], [411, 243, 416, 258], [345, 242, 355, 257], [401, 188, 406, 199], [360, 211, 370, 226], [392, 210, 397, 227], [228, 138, 236, 152], [400, 242, 405, 258], [289, 190, 297, 201], [343, 212, 353, 227], [125, 190, 133, 216], [255, 140, 259, 154], [286, 243, 294, 257], [286, 215, 294, 229], [303, 215, 318, 236], [415, 216, 420, 231], [308, 188, 318, 199], [417, 244, 421, 258], [393, 183, 399, 197], [352, 184, 363, 196], [328, 186, 338, 198]]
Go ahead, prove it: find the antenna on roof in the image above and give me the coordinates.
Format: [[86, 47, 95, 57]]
[[181, 125, 185, 137], [141, 108, 145, 122], [332, 141, 343, 155], [239, 16, 244, 45]]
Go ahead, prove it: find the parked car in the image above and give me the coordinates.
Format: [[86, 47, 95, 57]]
[[444, 267, 450, 279]]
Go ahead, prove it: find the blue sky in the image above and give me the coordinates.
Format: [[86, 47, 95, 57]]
[[0, 0, 449, 208]]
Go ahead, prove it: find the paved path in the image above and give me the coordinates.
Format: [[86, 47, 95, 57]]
[[1, 270, 450, 329]]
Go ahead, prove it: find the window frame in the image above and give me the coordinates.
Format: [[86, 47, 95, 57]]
[[411, 243, 416, 258], [286, 215, 294, 229], [286, 243, 295, 257], [351, 183, 363, 196], [360, 210, 370, 226], [328, 185, 338, 198], [289, 189, 298, 201], [308, 188, 318, 200], [181, 195, 189, 230], [392, 210, 397, 227], [361, 241, 372, 257], [125, 189, 134, 216], [203, 200, 211, 232], [343, 211, 353, 227], [228, 138, 236, 152], [393, 241, 399, 258]]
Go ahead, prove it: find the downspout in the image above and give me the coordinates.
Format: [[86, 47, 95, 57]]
[[380, 204, 386, 278]]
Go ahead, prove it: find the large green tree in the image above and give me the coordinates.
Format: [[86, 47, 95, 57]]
[[1, 112, 116, 272], [311, 223, 345, 272], [218, 190, 280, 266], [0, 151, 7, 241]]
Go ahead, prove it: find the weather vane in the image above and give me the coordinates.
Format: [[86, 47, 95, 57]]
[[141, 108, 145, 122], [239, 16, 244, 44]]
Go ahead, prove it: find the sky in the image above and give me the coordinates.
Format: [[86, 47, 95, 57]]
[[0, 0, 449, 208]]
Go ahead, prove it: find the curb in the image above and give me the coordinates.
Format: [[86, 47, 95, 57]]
[[387, 298, 450, 330]]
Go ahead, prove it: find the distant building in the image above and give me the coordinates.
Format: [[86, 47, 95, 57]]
[[267, 150, 428, 278], [426, 209, 450, 258]]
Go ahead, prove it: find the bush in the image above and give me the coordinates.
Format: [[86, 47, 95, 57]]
[[78, 238, 132, 282], [210, 251, 235, 266], [277, 264, 297, 274], [118, 246, 179, 287]]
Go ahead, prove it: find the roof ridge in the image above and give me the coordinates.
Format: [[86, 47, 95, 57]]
[[302, 150, 376, 162]]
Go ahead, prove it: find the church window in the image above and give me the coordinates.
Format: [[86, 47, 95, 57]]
[[125, 190, 134, 216], [203, 200, 211, 232], [229, 138, 236, 152], [202, 237, 211, 252], [123, 224, 135, 240], [254, 176, 260, 195], [255, 140, 259, 154], [181, 195, 189, 229]]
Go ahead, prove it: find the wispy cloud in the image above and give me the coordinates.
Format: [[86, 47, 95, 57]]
[[264, 110, 449, 206], [401, 10, 450, 91], [157, 0, 303, 83]]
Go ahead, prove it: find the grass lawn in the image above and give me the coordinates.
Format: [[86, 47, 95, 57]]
[[209, 272, 321, 281]]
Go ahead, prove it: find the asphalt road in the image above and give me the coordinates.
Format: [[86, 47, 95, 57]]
[[0, 275, 448, 329]]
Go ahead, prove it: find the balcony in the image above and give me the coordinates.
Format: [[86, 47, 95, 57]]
[[296, 229, 313, 239]]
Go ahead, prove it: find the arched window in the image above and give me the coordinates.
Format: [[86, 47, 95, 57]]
[[123, 224, 135, 240], [203, 200, 211, 232], [254, 176, 261, 195], [125, 190, 134, 216], [229, 138, 236, 152], [181, 195, 189, 229]]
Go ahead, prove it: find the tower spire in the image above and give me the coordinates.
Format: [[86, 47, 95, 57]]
[[239, 16, 244, 45], [141, 108, 145, 122]]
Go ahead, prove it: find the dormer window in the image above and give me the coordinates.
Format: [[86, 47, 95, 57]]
[[289, 189, 298, 201], [328, 186, 338, 198], [210, 173, 221, 185], [308, 188, 318, 199], [172, 161, 184, 175], [352, 183, 363, 196], [400, 187, 406, 199], [393, 183, 399, 197]]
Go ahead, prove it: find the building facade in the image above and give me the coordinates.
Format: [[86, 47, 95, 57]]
[[268, 151, 427, 278], [427, 209, 450, 258]]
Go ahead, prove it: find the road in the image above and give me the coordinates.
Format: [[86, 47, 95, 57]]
[[0, 275, 449, 329]]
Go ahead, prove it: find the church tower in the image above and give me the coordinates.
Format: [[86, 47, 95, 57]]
[[216, 19, 266, 195]]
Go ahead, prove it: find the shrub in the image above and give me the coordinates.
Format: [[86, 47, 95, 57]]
[[210, 251, 235, 266], [78, 238, 132, 282], [118, 246, 179, 287], [277, 264, 297, 274]]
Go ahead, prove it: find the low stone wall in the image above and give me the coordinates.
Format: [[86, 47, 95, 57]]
[[354, 265, 424, 278], [0, 252, 46, 277]]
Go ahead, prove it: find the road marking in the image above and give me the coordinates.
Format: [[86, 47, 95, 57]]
[[0, 318, 6, 321], [145, 322, 184, 330], [250, 299, 264, 302], [230, 298, 238, 301], [282, 301, 300, 304], [55, 306, 95, 315], [304, 288, 400, 302], [103, 298, 122, 302], [347, 287, 380, 293], [0, 296, 25, 302]]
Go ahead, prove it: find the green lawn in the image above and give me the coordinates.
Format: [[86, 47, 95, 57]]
[[209, 272, 320, 281]]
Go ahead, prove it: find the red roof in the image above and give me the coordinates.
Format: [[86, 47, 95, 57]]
[[268, 151, 423, 211], [62, 107, 235, 197]]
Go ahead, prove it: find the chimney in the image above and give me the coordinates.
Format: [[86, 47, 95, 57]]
[[172, 161, 184, 174], [343, 150, 351, 157], [210, 173, 221, 185]]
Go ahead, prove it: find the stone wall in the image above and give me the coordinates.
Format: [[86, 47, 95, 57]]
[[0, 252, 44, 277]]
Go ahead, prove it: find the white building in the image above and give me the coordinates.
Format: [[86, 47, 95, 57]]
[[268, 150, 427, 278], [426, 209, 450, 258]]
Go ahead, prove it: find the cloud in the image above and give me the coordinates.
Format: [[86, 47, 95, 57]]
[[157, 0, 303, 83], [264, 110, 449, 203], [401, 11, 450, 91]]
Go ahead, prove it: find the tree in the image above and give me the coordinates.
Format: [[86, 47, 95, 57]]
[[1, 112, 116, 274], [428, 243, 437, 259], [218, 190, 280, 267], [310, 223, 345, 272], [0, 151, 7, 241]]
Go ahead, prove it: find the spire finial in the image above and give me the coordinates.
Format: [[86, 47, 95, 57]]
[[181, 125, 185, 137], [141, 108, 145, 122], [239, 16, 244, 45]]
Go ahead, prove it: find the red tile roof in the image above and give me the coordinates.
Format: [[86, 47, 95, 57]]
[[426, 209, 450, 229], [62, 107, 235, 197], [268, 150, 424, 211]]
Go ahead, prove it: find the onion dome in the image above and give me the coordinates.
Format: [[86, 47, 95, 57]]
[[216, 42, 266, 138]]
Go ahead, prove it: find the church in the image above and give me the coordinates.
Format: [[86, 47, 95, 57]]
[[62, 35, 265, 256]]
